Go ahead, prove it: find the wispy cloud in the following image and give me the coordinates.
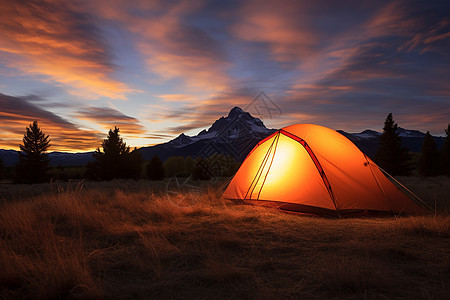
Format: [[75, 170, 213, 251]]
[[0, 0, 449, 152], [0, 0, 131, 99], [90, 0, 232, 93], [95, 0, 450, 136], [0, 93, 102, 151], [156, 94, 195, 102], [75, 106, 146, 138], [266, 0, 450, 134]]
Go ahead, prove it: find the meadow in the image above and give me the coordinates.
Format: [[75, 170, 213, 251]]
[[0, 177, 449, 299]]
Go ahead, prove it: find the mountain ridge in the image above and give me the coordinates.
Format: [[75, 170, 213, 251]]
[[0, 107, 445, 166]]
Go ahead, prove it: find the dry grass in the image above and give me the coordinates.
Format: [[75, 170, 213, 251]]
[[0, 178, 449, 299]]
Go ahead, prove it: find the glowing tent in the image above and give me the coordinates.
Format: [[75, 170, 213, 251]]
[[224, 124, 422, 217]]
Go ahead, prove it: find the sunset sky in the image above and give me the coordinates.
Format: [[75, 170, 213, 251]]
[[1, 0, 449, 152]]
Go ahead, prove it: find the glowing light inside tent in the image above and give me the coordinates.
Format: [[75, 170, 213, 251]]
[[230, 132, 333, 208], [223, 124, 423, 215]]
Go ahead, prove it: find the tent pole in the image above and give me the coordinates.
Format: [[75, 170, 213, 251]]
[[279, 129, 341, 218], [256, 132, 281, 200], [244, 132, 280, 200]]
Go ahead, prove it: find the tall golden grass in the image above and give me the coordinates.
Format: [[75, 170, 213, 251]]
[[0, 178, 449, 299]]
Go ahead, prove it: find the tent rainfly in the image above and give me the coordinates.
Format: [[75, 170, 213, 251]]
[[223, 124, 423, 217]]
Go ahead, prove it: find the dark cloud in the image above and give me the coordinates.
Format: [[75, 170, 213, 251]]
[[273, 0, 450, 134], [77, 107, 137, 122], [145, 133, 174, 140], [76, 106, 146, 137], [167, 122, 213, 135], [0, 93, 76, 127]]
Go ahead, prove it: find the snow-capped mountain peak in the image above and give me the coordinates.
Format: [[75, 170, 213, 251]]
[[166, 107, 274, 148], [227, 106, 245, 118], [168, 133, 193, 147], [196, 106, 271, 138], [396, 127, 426, 138], [343, 127, 426, 140], [353, 129, 381, 139]]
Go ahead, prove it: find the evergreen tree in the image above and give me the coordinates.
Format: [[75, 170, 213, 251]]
[[0, 156, 4, 180], [86, 127, 143, 180], [14, 121, 51, 183], [374, 113, 411, 175], [121, 147, 143, 179], [418, 131, 440, 176], [184, 156, 194, 174], [146, 155, 165, 180], [440, 124, 450, 176], [163, 156, 185, 176], [192, 156, 212, 180]]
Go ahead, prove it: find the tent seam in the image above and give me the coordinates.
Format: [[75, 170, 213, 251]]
[[279, 129, 341, 217]]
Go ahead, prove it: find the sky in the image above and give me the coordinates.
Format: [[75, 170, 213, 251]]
[[0, 0, 449, 152]]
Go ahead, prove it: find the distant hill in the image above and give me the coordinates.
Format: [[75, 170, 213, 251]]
[[0, 149, 94, 167], [0, 107, 445, 166], [337, 128, 445, 158]]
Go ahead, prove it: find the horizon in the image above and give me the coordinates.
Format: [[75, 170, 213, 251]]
[[1, 0, 449, 152], [0, 105, 445, 154]]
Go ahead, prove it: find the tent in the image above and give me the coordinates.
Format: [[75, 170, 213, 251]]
[[223, 124, 423, 217]]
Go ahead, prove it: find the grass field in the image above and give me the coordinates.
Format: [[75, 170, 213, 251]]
[[0, 177, 449, 299]]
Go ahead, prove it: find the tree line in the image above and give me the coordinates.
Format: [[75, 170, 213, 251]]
[[1, 117, 449, 184], [374, 113, 450, 177], [2, 122, 240, 183]]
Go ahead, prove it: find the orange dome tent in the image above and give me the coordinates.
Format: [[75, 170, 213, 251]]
[[224, 124, 423, 217]]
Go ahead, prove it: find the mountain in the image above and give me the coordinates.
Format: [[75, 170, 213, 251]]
[[338, 127, 445, 158], [0, 107, 445, 166], [139, 106, 276, 161], [0, 149, 94, 167], [0, 107, 274, 166], [0, 149, 19, 167]]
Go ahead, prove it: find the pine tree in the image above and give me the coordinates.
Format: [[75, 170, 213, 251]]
[[14, 121, 51, 183], [441, 124, 450, 176], [374, 113, 411, 176], [192, 156, 212, 180], [0, 156, 4, 180], [418, 131, 440, 176], [146, 155, 165, 180], [126, 148, 144, 179], [86, 127, 142, 180]]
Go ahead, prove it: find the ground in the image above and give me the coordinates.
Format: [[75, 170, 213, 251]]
[[0, 177, 449, 299]]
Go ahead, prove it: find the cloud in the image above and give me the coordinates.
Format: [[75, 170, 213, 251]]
[[75, 106, 146, 138], [167, 121, 213, 135], [156, 94, 195, 102], [88, 0, 233, 93], [230, 0, 385, 65], [155, 102, 233, 135], [260, 0, 450, 134], [231, 0, 318, 63], [0, 0, 448, 149], [145, 133, 174, 140], [0, 93, 102, 151], [77, 0, 450, 138], [159, 89, 282, 135], [0, 0, 131, 99]]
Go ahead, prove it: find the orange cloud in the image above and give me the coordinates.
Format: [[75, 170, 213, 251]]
[[156, 94, 195, 102], [363, 1, 419, 40], [0, 93, 102, 152], [89, 0, 232, 93], [0, 0, 130, 99], [231, 0, 317, 63]]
